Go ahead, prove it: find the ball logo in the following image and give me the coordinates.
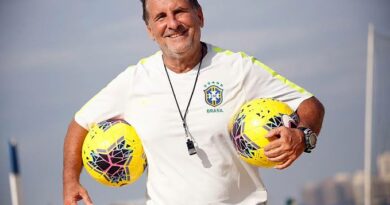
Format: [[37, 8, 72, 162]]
[[263, 112, 299, 131], [281, 113, 298, 128]]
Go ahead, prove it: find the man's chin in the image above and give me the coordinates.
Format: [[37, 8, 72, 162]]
[[165, 43, 193, 56]]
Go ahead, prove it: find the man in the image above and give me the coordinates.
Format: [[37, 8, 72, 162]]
[[63, 0, 325, 204]]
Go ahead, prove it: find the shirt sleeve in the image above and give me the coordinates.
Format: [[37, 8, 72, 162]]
[[74, 67, 133, 130], [241, 55, 313, 111]]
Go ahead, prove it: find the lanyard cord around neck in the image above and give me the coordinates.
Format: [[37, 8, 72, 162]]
[[163, 43, 206, 155]]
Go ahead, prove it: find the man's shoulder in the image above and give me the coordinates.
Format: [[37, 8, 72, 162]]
[[206, 43, 257, 63], [120, 50, 162, 74], [206, 43, 274, 74], [137, 50, 162, 67]]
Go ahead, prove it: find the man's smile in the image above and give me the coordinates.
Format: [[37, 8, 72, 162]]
[[165, 28, 188, 38]]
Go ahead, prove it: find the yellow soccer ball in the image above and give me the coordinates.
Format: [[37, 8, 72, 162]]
[[82, 119, 147, 187], [229, 98, 298, 168]]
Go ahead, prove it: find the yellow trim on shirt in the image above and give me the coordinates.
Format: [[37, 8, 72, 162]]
[[213, 46, 312, 95]]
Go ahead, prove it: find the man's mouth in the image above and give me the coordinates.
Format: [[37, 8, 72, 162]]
[[169, 33, 183, 38], [166, 28, 188, 38]]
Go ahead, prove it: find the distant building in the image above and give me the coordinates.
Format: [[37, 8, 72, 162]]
[[302, 182, 322, 205], [322, 173, 354, 205], [377, 151, 390, 182], [352, 170, 364, 205], [302, 152, 390, 205], [352, 167, 390, 205], [302, 173, 354, 205], [373, 151, 390, 205]]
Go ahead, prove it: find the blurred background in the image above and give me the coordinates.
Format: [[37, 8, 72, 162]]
[[0, 0, 389, 205]]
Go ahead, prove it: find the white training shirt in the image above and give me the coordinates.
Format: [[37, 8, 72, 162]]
[[75, 43, 312, 205]]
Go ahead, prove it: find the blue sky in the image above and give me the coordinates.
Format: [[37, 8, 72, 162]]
[[0, 0, 389, 205]]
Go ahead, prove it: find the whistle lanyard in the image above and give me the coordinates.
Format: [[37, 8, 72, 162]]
[[163, 44, 206, 155]]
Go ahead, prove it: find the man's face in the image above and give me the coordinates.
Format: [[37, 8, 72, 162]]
[[145, 0, 204, 57]]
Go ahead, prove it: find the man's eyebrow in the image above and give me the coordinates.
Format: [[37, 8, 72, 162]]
[[153, 11, 166, 20], [152, 7, 191, 21], [174, 6, 190, 12]]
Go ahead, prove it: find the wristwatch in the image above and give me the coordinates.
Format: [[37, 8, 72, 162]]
[[298, 127, 317, 153]]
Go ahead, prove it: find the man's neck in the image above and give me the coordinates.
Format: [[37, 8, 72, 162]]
[[162, 43, 205, 74]]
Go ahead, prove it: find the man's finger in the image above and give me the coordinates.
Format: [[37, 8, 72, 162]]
[[79, 190, 94, 205], [266, 127, 283, 138], [266, 152, 288, 162], [264, 145, 282, 158], [263, 140, 281, 152], [274, 158, 293, 170]]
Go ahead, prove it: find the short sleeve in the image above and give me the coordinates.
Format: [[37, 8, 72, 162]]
[[74, 67, 133, 130], [241, 55, 312, 111]]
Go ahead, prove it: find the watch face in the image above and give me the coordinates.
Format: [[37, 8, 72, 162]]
[[308, 133, 317, 148], [299, 127, 317, 152]]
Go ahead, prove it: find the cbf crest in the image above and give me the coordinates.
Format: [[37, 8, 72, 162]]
[[204, 82, 223, 107]]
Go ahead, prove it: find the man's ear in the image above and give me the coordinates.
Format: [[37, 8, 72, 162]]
[[146, 25, 155, 41]]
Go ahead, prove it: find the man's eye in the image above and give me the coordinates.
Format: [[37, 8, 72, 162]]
[[154, 15, 164, 22], [175, 9, 187, 15]]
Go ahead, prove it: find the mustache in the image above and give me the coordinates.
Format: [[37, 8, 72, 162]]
[[164, 25, 187, 36]]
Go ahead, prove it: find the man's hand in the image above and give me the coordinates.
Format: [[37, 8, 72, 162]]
[[263, 127, 305, 169], [264, 96, 325, 169], [63, 181, 93, 205]]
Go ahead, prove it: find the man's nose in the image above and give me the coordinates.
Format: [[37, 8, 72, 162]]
[[167, 15, 180, 30]]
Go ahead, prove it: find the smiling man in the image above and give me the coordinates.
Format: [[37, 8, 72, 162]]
[[145, 0, 204, 73], [63, 0, 325, 204]]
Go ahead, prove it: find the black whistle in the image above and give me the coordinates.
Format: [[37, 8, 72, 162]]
[[186, 139, 197, 155]]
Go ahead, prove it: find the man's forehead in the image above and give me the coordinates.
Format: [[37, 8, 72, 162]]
[[146, 0, 192, 10]]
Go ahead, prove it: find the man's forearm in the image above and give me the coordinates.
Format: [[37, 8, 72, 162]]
[[63, 120, 88, 184], [296, 96, 325, 135]]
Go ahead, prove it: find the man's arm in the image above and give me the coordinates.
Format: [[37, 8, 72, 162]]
[[63, 120, 94, 205], [264, 96, 325, 169], [295, 96, 324, 135]]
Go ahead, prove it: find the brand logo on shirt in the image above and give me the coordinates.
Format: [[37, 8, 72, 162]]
[[204, 81, 224, 113]]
